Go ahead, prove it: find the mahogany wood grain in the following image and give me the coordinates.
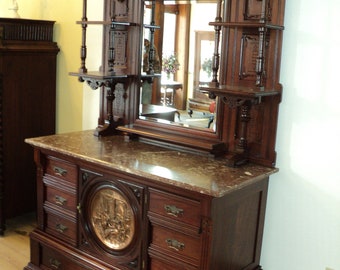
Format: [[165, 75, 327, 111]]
[[0, 18, 59, 235]]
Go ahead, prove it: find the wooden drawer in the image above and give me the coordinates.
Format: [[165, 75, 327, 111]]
[[45, 156, 77, 185], [45, 185, 77, 212], [149, 189, 201, 227], [150, 257, 197, 270], [151, 224, 201, 262], [41, 246, 90, 270], [45, 211, 77, 245]]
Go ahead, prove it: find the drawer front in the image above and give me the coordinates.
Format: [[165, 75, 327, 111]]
[[45, 212, 77, 245], [151, 225, 201, 262], [45, 185, 76, 212], [149, 189, 201, 227], [150, 258, 197, 270], [45, 156, 77, 185], [41, 246, 90, 270]]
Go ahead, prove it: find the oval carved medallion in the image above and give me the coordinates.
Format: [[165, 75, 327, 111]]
[[90, 187, 135, 250]]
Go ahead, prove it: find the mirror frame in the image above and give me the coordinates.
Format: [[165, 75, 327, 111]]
[[118, 0, 227, 156], [73, 0, 284, 167]]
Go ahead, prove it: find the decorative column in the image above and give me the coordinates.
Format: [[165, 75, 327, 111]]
[[79, 0, 88, 74]]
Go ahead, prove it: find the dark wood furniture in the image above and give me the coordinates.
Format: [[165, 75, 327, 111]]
[[25, 130, 277, 270], [119, 0, 286, 168], [0, 18, 59, 235], [188, 93, 211, 114], [25, 0, 286, 269], [160, 80, 183, 108]]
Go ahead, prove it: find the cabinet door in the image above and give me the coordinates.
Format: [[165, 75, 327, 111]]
[[78, 169, 147, 269]]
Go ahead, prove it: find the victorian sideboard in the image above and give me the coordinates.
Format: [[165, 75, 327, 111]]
[[24, 130, 277, 270], [0, 18, 59, 235], [24, 0, 285, 268]]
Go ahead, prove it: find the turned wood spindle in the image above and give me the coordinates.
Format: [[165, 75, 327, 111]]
[[237, 101, 251, 153], [255, 0, 268, 87], [147, 1, 156, 75], [79, 0, 88, 73], [211, 0, 223, 86]]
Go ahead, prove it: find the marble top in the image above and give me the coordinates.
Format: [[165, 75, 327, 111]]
[[25, 130, 278, 198]]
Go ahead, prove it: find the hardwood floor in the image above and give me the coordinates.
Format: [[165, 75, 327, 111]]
[[0, 213, 36, 270]]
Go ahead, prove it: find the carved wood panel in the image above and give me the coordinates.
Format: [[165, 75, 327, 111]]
[[78, 168, 146, 269], [90, 187, 135, 250], [244, 0, 272, 21]]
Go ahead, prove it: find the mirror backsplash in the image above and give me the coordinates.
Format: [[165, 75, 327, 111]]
[[140, 1, 217, 132]]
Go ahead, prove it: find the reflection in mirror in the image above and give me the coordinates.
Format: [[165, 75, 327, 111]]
[[140, 1, 218, 132]]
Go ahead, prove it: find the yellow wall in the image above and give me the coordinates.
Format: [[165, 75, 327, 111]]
[[1, 0, 84, 133]]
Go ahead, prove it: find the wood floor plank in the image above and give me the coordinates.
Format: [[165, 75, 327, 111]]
[[0, 213, 35, 270]]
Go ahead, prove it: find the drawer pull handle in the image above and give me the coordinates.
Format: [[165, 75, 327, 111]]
[[56, 223, 68, 233], [49, 258, 61, 269], [166, 239, 185, 251], [53, 166, 67, 177], [164, 205, 184, 217], [55, 195, 67, 206]]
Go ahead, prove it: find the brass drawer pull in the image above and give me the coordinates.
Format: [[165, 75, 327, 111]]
[[53, 166, 67, 177], [56, 223, 68, 233], [164, 204, 184, 217], [49, 258, 61, 269], [55, 195, 67, 206], [166, 239, 185, 251]]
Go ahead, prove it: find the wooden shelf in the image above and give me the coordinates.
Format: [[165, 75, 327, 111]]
[[143, 24, 161, 29], [209, 21, 284, 30], [76, 20, 137, 26], [69, 71, 136, 90], [70, 71, 135, 80], [199, 84, 281, 99]]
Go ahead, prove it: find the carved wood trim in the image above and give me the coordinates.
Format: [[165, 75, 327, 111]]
[[0, 18, 55, 42], [244, 0, 272, 21]]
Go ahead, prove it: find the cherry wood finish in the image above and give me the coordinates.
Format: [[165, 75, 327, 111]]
[[68, 0, 286, 167], [24, 0, 285, 269], [0, 18, 59, 235], [120, 0, 285, 168], [25, 140, 270, 270], [69, 0, 286, 168], [70, 0, 142, 137]]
